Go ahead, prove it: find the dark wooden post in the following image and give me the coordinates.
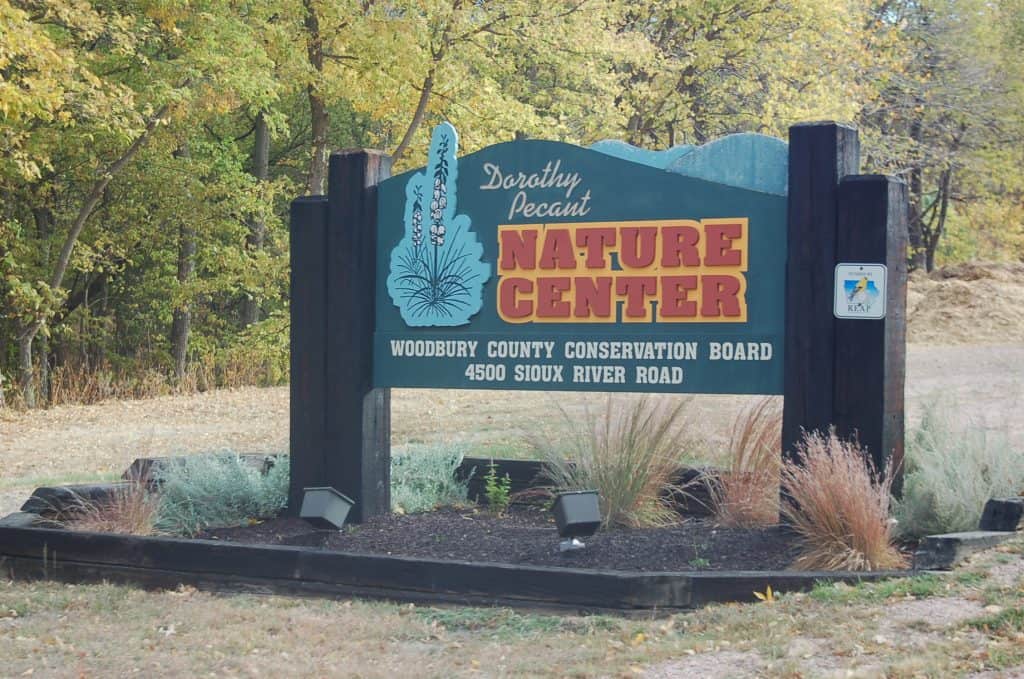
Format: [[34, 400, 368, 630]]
[[288, 152, 392, 523], [782, 122, 860, 462], [833, 175, 908, 494], [324, 150, 392, 523], [288, 196, 329, 514]]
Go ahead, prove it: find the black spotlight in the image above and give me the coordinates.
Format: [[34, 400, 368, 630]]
[[300, 487, 354, 530], [552, 490, 601, 552]]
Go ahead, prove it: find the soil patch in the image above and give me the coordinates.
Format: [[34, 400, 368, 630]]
[[642, 650, 764, 679], [199, 505, 803, 573], [907, 262, 1024, 344]]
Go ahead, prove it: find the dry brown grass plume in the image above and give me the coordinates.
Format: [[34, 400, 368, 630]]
[[781, 430, 906, 571], [705, 397, 782, 528]]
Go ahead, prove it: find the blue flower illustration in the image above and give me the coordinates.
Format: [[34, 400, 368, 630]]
[[387, 123, 490, 326]]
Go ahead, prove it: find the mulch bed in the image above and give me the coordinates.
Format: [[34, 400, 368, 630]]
[[199, 505, 804, 572]]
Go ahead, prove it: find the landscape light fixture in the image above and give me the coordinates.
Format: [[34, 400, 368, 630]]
[[300, 486, 355, 530], [552, 490, 601, 552]]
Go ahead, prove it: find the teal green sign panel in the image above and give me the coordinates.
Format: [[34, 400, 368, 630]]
[[374, 128, 787, 394]]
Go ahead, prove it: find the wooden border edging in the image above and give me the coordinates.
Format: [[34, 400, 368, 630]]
[[0, 525, 907, 613], [913, 531, 1016, 571]]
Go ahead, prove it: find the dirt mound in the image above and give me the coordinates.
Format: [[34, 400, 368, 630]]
[[907, 262, 1024, 344]]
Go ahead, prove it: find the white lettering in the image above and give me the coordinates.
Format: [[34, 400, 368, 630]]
[[571, 365, 627, 384], [390, 339, 478, 358], [635, 366, 684, 385], [708, 342, 774, 361], [513, 364, 564, 383]]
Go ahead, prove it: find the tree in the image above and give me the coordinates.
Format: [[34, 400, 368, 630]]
[[1, 0, 282, 404], [610, 0, 873, 147], [317, 0, 629, 164], [861, 0, 1024, 270]]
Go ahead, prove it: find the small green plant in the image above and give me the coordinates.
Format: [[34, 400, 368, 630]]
[[688, 539, 711, 568], [808, 574, 944, 604], [153, 452, 288, 535], [414, 606, 621, 638], [528, 395, 699, 528], [390, 445, 471, 513], [955, 571, 986, 586], [484, 460, 512, 514], [895, 398, 1024, 539], [969, 606, 1024, 637]]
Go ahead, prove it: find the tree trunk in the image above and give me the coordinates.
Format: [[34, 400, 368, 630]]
[[307, 91, 329, 195], [907, 117, 926, 271], [32, 207, 53, 405], [305, 0, 329, 195], [242, 112, 270, 326], [171, 144, 196, 383], [18, 333, 35, 408], [13, 105, 168, 407], [908, 166, 926, 271], [924, 168, 953, 273], [626, 114, 643, 146], [38, 334, 50, 405], [392, 70, 435, 162], [171, 221, 196, 383]]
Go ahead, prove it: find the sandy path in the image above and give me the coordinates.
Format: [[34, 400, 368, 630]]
[[1, 343, 1021, 516], [904, 343, 1024, 443]]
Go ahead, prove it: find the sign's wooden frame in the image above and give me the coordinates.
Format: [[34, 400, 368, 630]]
[[288, 122, 908, 522]]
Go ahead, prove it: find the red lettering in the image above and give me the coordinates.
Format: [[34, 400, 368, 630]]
[[700, 275, 742, 317], [574, 276, 612, 318], [575, 227, 617, 269], [615, 276, 657, 319], [537, 277, 571, 317], [620, 227, 657, 268], [704, 223, 743, 266], [499, 228, 537, 271], [538, 228, 577, 270], [660, 276, 698, 317], [661, 224, 702, 267], [498, 277, 533, 319]]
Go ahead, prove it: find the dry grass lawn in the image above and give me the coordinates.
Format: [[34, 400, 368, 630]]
[[2, 343, 1022, 517], [0, 536, 1022, 677], [1, 339, 1023, 676]]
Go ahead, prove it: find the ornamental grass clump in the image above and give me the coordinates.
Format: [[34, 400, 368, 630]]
[[63, 478, 161, 536], [529, 396, 697, 528], [781, 430, 905, 571], [895, 398, 1024, 538], [154, 452, 288, 535], [705, 397, 782, 528]]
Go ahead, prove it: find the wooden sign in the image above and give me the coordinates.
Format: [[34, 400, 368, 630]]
[[374, 123, 788, 394], [288, 122, 909, 520]]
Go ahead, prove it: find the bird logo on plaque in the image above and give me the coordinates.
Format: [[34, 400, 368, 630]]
[[834, 263, 887, 319]]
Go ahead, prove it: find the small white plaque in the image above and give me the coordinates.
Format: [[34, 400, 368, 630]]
[[834, 263, 887, 319]]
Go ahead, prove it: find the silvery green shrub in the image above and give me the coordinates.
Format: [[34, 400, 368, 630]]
[[154, 452, 288, 535], [895, 399, 1024, 538], [391, 445, 471, 514]]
